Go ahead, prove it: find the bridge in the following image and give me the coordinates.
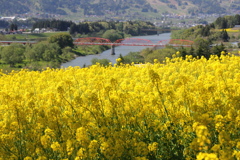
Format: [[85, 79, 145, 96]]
[[140, 29, 180, 32], [74, 37, 194, 55], [74, 37, 193, 46], [0, 38, 194, 55]]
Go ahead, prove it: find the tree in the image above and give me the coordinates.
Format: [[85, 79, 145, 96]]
[[220, 29, 230, 42], [1, 44, 25, 67], [188, 46, 195, 56], [116, 22, 124, 32], [211, 43, 226, 57], [122, 52, 144, 64], [193, 38, 211, 59], [200, 25, 211, 37], [78, 23, 90, 34], [102, 29, 124, 42], [60, 46, 75, 62], [69, 23, 78, 35], [234, 14, 240, 25], [178, 46, 188, 58], [42, 43, 62, 61], [48, 33, 74, 49], [24, 42, 47, 61], [25, 42, 63, 62], [10, 23, 17, 31]]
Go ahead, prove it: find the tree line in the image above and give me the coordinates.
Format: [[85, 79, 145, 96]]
[[69, 21, 156, 36], [32, 19, 74, 31], [0, 18, 50, 32], [214, 14, 240, 29], [31, 20, 157, 36]]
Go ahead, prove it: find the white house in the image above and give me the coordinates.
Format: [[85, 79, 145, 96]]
[[0, 16, 16, 21], [33, 28, 40, 33], [233, 25, 240, 30]]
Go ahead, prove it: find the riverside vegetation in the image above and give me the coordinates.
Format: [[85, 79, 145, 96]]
[[86, 14, 240, 66], [0, 33, 76, 72], [0, 20, 157, 71], [1, 14, 240, 70], [0, 54, 240, 159]]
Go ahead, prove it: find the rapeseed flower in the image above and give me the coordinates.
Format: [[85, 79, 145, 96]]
[[0, 54, 239, 159]]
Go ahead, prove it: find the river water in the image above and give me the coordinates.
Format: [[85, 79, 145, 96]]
[[61, 33, 171, 68]]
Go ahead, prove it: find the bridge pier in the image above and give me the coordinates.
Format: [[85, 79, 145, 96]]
[[111, 45, 115, 55]]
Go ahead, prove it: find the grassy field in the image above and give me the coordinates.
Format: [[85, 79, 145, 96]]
[[4, 32, 68, 41]]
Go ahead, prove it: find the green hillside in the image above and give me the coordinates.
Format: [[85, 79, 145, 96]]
[[0, 0, 240, 18]]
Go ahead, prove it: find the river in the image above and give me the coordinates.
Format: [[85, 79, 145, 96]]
[[61, 33, 171, 68]]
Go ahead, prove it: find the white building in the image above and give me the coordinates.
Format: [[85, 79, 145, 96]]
[[0, 16, 16, 21]]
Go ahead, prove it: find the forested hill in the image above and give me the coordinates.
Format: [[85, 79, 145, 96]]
[[0, 0, 239, 16]]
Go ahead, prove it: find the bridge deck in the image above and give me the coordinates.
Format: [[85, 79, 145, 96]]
[[0, 41, 36, 44], [0, 38, 193, 47]]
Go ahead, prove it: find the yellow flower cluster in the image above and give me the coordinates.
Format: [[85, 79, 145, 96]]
[[0, 54, 240, 159], [219, 28, 240, 32]]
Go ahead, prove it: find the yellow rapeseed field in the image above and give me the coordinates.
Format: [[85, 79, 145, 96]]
[[0, 54, 240, 160], [219, 28, 240, 32]]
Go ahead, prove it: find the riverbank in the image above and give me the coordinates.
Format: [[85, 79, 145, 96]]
[[0, 33, 171, 72], [73, 45, 110, 56], [61, 33, 172, 68]]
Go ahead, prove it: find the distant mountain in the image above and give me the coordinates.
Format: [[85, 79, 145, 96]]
[[0, 0, 239, 18]]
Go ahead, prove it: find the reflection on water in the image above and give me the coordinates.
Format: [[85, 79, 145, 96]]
[[61, 33, 171, 68]]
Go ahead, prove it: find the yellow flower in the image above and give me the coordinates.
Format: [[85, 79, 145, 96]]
[[0, 55, 240, 159], [116, 58, 122, 62], [24, 157, 33, 160], [77, 148, 87, 159], [40, 135, 51, 148], [88, 140, 99, 157], [51, 142, 61, 151], [236, 142, 240, 149], [148, 142, 158, 152], [197, 152, 218, 160]]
